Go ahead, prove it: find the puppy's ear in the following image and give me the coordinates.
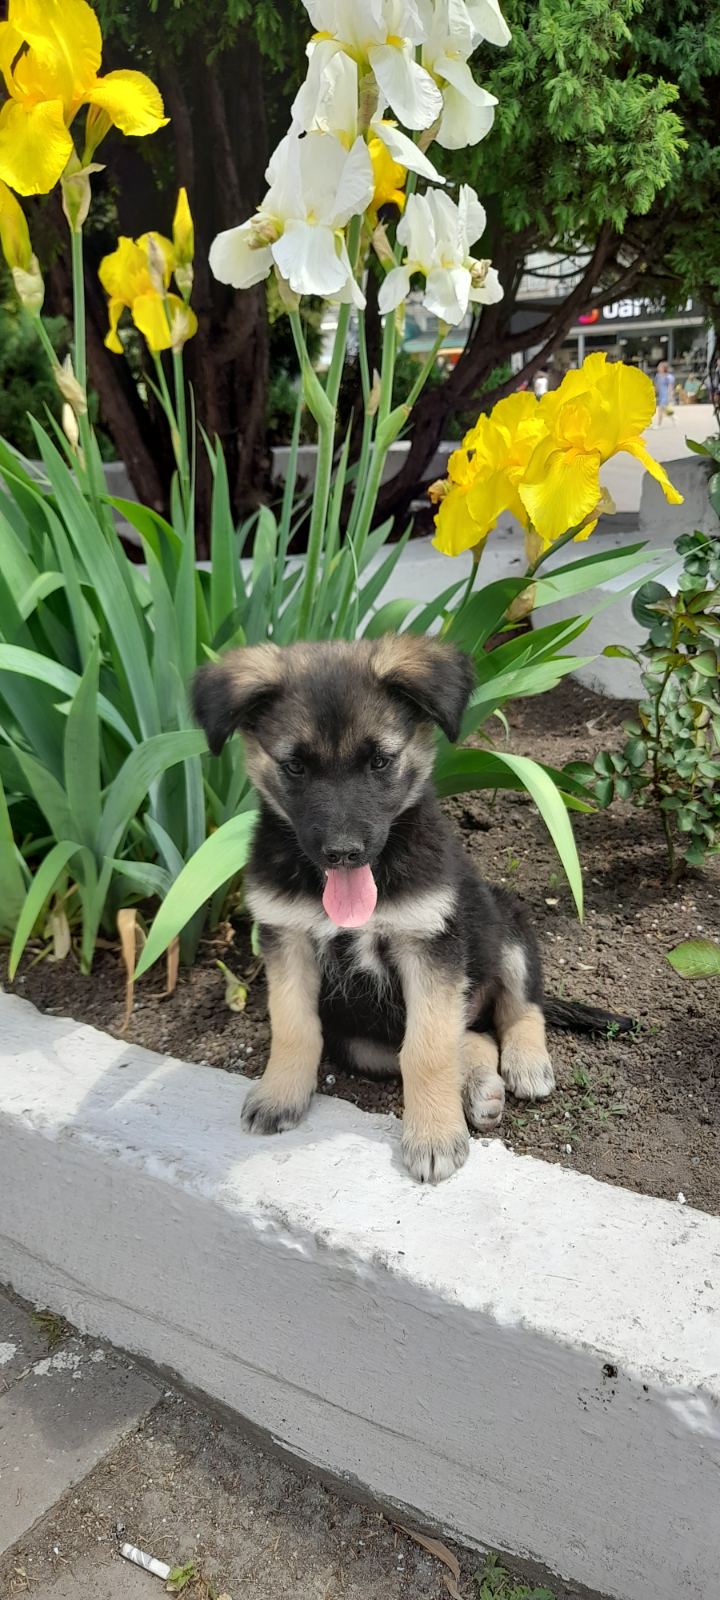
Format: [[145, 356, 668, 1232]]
[[192, 645, 284, 756], [371, 635, 474, 743]]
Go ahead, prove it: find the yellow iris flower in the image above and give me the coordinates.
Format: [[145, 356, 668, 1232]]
[[433, 393, 546, 557], [99, 230, 198, 356], [0, 177, 31, 271], [0, 0, 168, 198], [519, 353, 684, 545], [368, 136, 407, 214]]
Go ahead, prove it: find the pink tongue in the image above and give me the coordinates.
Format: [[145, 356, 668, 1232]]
[[323, 864, 378, 928]]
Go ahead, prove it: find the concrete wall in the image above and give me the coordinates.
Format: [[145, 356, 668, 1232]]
[[1, 995, 718, 1600]]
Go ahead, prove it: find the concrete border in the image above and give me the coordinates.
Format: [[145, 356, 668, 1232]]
[[1, 993, 718, 1600]]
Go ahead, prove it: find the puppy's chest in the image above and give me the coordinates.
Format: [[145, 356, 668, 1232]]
[[316, 926, 394, 989]]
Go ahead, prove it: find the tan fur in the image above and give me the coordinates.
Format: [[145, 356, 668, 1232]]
[[461, 1031, 505, 1130], [393, 945, 469, 1181], [241, 933, 322, 1133]]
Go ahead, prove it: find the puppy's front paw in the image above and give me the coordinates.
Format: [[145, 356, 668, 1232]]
[[501, 1046, 555, 1101], [241, 1081, 313, 1136], [401, 1124, 470, 1184]]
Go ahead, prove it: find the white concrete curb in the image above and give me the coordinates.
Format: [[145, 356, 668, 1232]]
[[1, 993, 718, 1600]]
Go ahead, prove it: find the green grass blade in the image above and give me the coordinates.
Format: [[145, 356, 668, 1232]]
[[63, 640, 101, 852], [363, 598, 419, 637], [209, 442, 237, 637], [135, 808, 258, 976]]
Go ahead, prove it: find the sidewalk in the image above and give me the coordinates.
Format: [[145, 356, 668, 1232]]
[[0, 1289, 587, 1600]]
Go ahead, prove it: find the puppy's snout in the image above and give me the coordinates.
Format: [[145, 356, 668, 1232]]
[[321, 839, 366, 869]]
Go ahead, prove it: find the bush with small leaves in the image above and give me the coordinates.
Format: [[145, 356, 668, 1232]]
[[574, 456, 720, 880]]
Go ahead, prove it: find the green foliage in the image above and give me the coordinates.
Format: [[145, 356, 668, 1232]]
[[0, 407, 630, 974], [474, 1553, 556, 1600], [582, 486, 720, 878], [0, 286, 65, 457], [667, 937, 720, 979], [457, 0, 684, 243]]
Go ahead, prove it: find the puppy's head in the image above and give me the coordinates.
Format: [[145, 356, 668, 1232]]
[[192, 637, 473, 877]]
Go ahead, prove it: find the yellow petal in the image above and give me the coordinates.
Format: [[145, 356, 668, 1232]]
[[99, 236, 151, 304], [132, 290, 174, 352], [137, 231, 174, 287], [520, 438, 602, 545], [0, 97, 72, 195], [5, 0, 101, 106], [369, 136, 407, 212], [622, 437, 684, 505], [610, 363, 656, 447], [467, 468, 517, 543], [85, 69, 168, 138], [0, 177, 31, 269], [173, 187, 194, 266], [104, 297, 125, 353], [489, 391, 540, 432], [432, 486, 484, 556]]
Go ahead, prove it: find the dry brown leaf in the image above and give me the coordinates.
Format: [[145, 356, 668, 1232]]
[[117, 909, 146, 1032], [166, 935, 180, 996], [396, 1526, 461, 1583], [49, 906, 71, 962], [443, 1574, 464, 1600]]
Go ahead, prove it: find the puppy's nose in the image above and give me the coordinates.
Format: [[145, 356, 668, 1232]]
[[323, 842, 365, 868]]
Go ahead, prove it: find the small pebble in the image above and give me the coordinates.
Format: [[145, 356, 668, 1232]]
[[325, 1073, 336, 1087], [677, 1192, 687, 1205], [565, 1143, 572, 1155]]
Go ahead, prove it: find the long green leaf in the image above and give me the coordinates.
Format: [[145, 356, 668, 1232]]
[[98, 730, 207, 859], [476, 749, 583, 915], [136, 808, 258, 976], [209, 443, 237, 637], [363, 597, 419, 638], [532, 544, 657, 607], [8, 839, 80, 978], [32, 423, 160, 739], [64, 640, 101, 852], [0, 772, 28, 934], [0, 644, 135, 746]]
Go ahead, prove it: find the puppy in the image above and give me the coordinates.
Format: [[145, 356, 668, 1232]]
[[193, 636, 624, 1183]]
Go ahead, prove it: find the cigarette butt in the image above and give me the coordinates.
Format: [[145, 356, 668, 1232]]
[[120, 1543, 171, 1581]]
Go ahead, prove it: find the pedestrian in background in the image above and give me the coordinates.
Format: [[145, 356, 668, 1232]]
[[653, 359, 675, 425]]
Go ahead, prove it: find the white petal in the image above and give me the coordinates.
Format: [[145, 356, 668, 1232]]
[[435, 52, 498, 106], [299, 132, 348, 222], [209, 225, 272, 289], [424, 0, 475, 62], [330, 135, 375, 226], [436, 85, 496, 150], [424, 264, 471, 324], [272, 220, 348, 297], [426, 188, 464, 257], [437, 92, 495, 149], [292, 41, 356, 140], [467, 0, 511, 47], [332, 239, 367, 307], [378, 264, 413, 314], [397, 191, 437, 271], [369, 44, 443, 130], [458, 183, 487, 247], [470, 264, 503, 304], [374, 118, 444, 182], [265, 132, 305, 222]]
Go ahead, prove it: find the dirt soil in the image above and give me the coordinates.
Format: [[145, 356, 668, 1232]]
[[7, 679, 719, 1216]]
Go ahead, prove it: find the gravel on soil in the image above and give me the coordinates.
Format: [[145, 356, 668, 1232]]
[[7, 679, 719, 1216]]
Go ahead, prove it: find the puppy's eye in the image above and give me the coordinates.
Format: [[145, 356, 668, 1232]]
[[369, 752, 392, 772], [280, 758, 305, 778]]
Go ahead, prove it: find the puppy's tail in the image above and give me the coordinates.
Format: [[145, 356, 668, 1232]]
[[544, 996, 634, 1036]]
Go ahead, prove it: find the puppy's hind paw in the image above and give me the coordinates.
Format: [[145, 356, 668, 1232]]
[[241, 1082, 313, 1136], [464, 1070, 505, 1131], [501, 1047, 555, 1101], [401, 1125, 470, 1184]]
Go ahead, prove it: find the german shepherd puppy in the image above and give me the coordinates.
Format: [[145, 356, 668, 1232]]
[[193, 636, 625, 1183]]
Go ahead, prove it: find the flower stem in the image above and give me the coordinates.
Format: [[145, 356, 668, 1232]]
[[68, 222, 107, 521], [525, 517, 589, 579], [70, 226, 87, 394], [172, 349, 192, 530], [404, 329, 443, 411], [34, 316, 60, 374]]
